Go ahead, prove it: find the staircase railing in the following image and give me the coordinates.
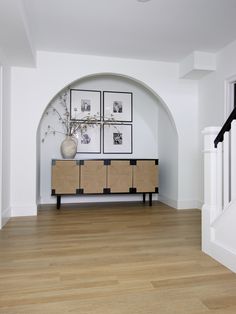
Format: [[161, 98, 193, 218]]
[[214, 107, 236, 147], [214, 107, 236, 213], [202, 107, 236, 272]]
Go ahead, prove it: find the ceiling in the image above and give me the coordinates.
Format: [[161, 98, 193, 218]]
[[1, 0, 236, 66]]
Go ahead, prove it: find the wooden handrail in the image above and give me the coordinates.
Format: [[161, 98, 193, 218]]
[[214, 107, 236, 148]]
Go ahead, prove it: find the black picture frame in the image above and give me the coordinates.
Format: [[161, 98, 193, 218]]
[[70, 89, 101, 121], [103, 91, 133, 122], [103, 123, 133, 154], [76, 123, 101, 154]]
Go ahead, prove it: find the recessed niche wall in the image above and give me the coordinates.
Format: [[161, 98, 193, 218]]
[[39, 74, 174, 205]]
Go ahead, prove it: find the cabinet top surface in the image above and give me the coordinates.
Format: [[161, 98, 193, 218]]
[[52, 158, 159, 161]]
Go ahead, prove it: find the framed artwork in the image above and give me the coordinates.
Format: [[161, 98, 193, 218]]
[[76, 124, 101, 154], [103, 91, 133, 122], [103, 124, 133, 154], [70, 89, 101, 121]]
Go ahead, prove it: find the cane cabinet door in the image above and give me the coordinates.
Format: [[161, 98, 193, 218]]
[[52, 160, 79, 194], [80, 160, 106, 194], [133, 160, 158, 192], [107, 160, 132, 193]]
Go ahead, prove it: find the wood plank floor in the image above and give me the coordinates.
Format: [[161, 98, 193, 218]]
[[0, 201, 236, 313]]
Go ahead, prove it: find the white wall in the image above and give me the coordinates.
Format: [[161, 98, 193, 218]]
[[158, 105, 178, 207], [40, 74, 160, 204], [199, 39, 236, 203], [199, 39, 236, 130], [0, 62, 11, 228], [11, 51, 199, 216], [0, 64, 2, 228]]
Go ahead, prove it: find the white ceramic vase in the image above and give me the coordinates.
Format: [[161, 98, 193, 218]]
[[60, 136, 77, 159]]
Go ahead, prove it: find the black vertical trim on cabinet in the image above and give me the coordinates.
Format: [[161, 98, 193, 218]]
[[104, 159, 111, 165], [75, 160, 80, 192], [52, 159, 56, 166], [103, 188, 111, 194], [130, 159, 136, 189], [104, 160, 110, 189], [79, 160, 84, 191]]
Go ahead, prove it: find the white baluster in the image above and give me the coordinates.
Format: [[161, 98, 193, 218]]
[[223, 131, 230, 208], [202, 127, 221, 252], [216, 142, 223, 215], [202, 127, 221, 222], [231, 120, 236, 201]]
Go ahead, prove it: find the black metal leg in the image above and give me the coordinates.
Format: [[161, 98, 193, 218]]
[[143, 193, 146, 203], [57, 195, 61, 209], [149, 193, 152, 206]]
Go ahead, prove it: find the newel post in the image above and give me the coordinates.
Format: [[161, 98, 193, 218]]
[[202, 127, 221, 251]]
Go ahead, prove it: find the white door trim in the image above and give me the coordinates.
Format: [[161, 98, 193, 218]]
[[225, 74, 236, 120], [0, 65, 3, 228]]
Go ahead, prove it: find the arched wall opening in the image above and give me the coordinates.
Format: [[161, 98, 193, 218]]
[[36, 73, 178, 208]]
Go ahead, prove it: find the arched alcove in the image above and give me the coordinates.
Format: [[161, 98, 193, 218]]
[[36, 73, 178, 208]]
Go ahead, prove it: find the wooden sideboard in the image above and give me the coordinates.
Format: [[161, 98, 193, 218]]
[[51, 159, 159, 209]]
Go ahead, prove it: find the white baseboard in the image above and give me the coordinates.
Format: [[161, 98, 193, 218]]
[[158, 194, 178, 208], [196, 200, 203, 210], [203, 240, 236, 273], [1, 206, 11, 228], [159, 194, 202, 210], [11, 205, 37, 217], [177, 199, 203, 210]]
